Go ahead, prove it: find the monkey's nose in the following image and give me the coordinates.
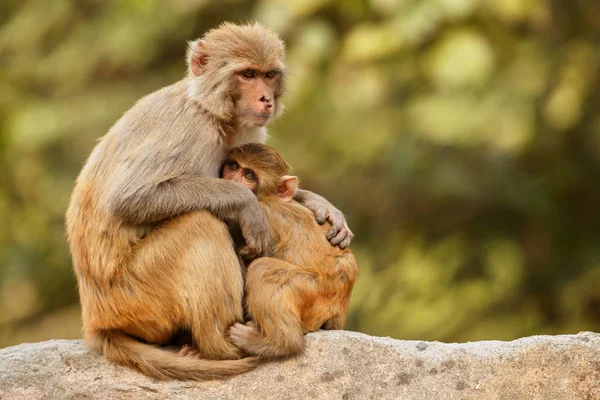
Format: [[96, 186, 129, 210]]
[[260, 95, 271, 104]]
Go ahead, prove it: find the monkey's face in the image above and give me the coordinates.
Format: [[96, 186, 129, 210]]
[[186, 23, 286, 123], [234, 68, 283, 127], [223, 144, 298, 201], [222, 159, 297, 203], [222, 160, 258, 192]]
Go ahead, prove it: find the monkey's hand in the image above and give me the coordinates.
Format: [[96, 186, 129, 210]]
[[237, 201, 269, 260], [294, 189, 354, 249]]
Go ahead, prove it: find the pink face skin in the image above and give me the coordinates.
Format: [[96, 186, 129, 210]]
[[235, 68, 281, 126], [222, 161, 258, 192]]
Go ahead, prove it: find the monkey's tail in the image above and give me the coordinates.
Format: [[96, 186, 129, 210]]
[[89, 330, 258, 380]]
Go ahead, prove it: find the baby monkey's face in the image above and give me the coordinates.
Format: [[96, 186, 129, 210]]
[[222, 144, 298, 202], [222, 160, 258, 193]]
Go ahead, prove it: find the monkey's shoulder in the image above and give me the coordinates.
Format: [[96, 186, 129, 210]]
[[260, 199, 317, 227], [261, 199, 351, 260], [131, 80, 188, 109], [108, 80, 211, 140]]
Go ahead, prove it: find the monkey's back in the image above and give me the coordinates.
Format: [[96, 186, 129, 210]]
[[65, 80, 228, 333], [259, 198, 358, 331], [260, 199, 348, 263]]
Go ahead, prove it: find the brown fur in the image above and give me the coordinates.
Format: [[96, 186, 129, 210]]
[[225, 144, 359, 358], [66, 23, 288, 380]]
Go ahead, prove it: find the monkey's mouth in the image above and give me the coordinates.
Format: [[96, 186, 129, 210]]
[[241, 110, 273, 126], [251, 112, 272, 119], [248, 112, 273, 126]]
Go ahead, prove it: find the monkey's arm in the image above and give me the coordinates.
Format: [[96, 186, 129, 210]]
[[294, 189, 354, 248], [108, 176, 252, 223], [107, 176, 268, 257]]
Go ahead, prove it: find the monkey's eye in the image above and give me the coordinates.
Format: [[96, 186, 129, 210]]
[[244, 171, 256, 182], [228, 162, 239, 171], [241, 69, 256, 79], [265, 70, 278, 79]]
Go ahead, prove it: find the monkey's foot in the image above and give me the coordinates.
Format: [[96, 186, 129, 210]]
[[228, 322, 260, 350], [178, 344, 200, 358]]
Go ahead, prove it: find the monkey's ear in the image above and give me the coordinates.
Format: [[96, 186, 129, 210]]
[[187, 39, 209, 76], [277, 175, 298, 202]]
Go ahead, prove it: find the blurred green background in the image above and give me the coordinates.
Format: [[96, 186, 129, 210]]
[[1, 0, 600, 348]]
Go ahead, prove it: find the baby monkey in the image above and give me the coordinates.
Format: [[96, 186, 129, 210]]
[[222, 144, 358, 358]]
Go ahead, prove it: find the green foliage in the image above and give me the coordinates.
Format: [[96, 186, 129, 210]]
[[1, 0, 599, 346]]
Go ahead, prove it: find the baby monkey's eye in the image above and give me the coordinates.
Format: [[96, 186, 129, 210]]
[[265, 70, 278, 79], [241, 69, 256, 79], [244, 171, 256, 181], [228, 162, 239, 171]]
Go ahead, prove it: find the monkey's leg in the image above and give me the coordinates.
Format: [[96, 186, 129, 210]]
[[176, 211, 246, 360], [114, 210, 244, 360], [322, 313, 347, 330], [230, 257, 315, 358]]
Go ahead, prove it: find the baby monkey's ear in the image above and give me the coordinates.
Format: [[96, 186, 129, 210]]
[[277, 175, 298, 202]]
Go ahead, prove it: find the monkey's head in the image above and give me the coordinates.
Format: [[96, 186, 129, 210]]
[[222, 143, 298, 202], [186, 22, 286, 127]]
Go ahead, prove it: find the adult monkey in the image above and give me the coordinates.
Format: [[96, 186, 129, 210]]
[[65, 22, 353, 380]]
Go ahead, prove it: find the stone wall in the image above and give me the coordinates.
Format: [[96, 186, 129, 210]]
[[1, 331, 599, 399]]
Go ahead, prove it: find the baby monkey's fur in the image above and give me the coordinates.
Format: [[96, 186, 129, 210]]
[[224, 144, 359, 357]]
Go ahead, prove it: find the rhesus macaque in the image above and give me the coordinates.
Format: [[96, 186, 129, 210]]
[[222, 144, 359, 358], [65, 22, 352, 380]]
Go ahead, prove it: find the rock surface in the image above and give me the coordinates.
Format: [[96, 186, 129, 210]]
[[1, 331, 599, 400]]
